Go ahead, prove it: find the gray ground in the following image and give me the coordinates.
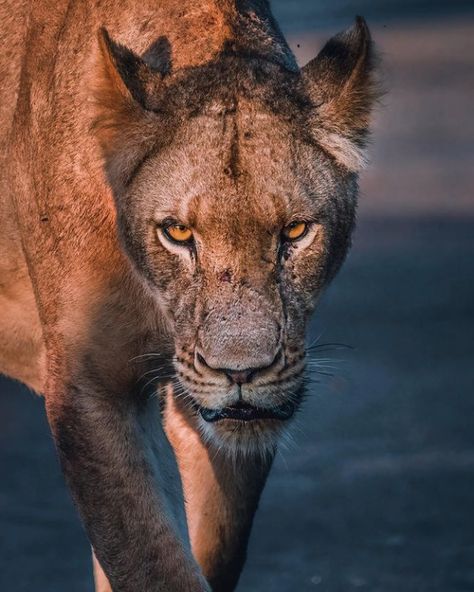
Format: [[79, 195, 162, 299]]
[[1, 5, 473, 592]]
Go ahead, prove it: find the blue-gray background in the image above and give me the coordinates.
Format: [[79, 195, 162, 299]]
[[1, 2, 473, 591]]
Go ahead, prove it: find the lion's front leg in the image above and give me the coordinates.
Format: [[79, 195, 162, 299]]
[[164, 390, 273, 592], [46, 371, 210, 592]]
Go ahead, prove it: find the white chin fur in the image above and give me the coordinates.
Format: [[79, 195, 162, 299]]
[[196, 414, 289, 461]]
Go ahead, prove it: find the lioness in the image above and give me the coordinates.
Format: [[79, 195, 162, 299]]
[[0, 1, 378, 590]]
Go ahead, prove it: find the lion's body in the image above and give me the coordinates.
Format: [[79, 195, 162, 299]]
[[0, 1, 42, 389], [0, 2, 377, 590]]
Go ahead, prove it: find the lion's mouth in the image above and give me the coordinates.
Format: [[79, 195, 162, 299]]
[[197, 400, 296, 423]]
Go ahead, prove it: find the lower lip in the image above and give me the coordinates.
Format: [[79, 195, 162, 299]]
[[198, 402, 295, 423]]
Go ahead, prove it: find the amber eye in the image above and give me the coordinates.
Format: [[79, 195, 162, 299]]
[[162, 223, 193, 244], [282, 221, 308, 241]]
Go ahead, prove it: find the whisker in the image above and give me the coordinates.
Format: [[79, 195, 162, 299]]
[[129, 352, 168, 363], [305, 332, 324, 350], [138, 366, 175, 379], [305, 342, 354, 352], [307, 360, 344, 368]]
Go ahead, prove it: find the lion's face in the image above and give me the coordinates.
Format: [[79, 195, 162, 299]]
[[94, 19, 376, 452], [118, 105, 355, 452]]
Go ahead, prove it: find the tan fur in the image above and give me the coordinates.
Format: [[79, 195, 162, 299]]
[[93, 552, 113, 592], [0, 2, 377, 589], [164, 386, 272, 587]]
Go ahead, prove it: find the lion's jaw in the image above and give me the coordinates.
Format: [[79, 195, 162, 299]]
[[171, 338, 306, 456]]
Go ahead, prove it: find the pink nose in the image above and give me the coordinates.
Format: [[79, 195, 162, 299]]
[[222, 368, 255, 385]]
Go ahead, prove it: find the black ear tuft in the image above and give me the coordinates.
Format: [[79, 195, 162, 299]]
[[302, 17, 381, 171], [97, 28, 161, 108]]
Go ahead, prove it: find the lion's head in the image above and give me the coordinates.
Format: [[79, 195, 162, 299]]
[[93, 17, 378, 453]]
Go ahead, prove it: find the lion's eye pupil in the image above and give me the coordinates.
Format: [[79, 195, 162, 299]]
[[283, 221, 308, 241]]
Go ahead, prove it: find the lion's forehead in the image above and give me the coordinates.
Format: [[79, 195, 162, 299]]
[[142, 107, 326, 228]]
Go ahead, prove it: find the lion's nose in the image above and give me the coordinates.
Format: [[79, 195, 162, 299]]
[[196, 351, 278, 385], [222, 368, 255, 385]]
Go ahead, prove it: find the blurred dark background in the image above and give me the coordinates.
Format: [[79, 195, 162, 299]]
[[1, 2, 473, 591]]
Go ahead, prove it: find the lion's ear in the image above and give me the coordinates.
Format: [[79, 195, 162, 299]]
[[302, 17, 380, 172], [93, 28, 162, 191]]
